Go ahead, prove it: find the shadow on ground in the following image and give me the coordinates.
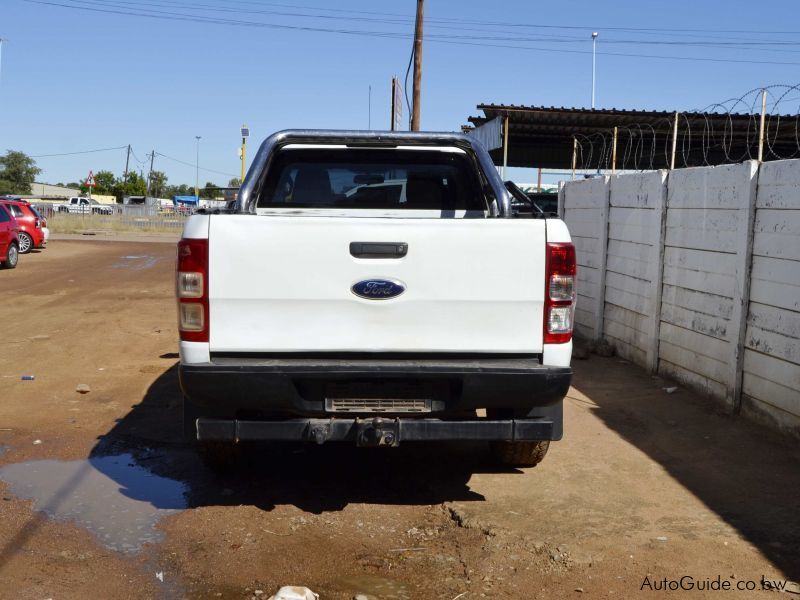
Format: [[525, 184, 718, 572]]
[[575, 356, 800, 581], [89, 363, 516, 514]]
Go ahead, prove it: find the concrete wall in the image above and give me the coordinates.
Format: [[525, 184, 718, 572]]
[[561, 176, 609, 341], [658, 162, 758, 407], [562, 159, 800, 437], [605, 171, 666, 371], [741, 160, 800, 432]]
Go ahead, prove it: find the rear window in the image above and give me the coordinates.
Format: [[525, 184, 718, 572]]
[[256, 148, 487, 214], [6, 204, 25, 218]]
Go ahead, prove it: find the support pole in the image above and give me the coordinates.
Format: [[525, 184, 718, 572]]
[[502, 115, 509, 179], [670, 112, 679, 170], [537, 167, 542, 192], [611, 126, 618, 175], [571, 137, 577, 180], [390, 77, 397, 131], [146, 150, 154, 197], [240, 130, 247, 182], [410, 0, 424, 131], [123, 144, 130, 197], [757, 88, 767, 162], [195, 136, 201, 202]]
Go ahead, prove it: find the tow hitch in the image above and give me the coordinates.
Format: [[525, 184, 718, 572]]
[[356, 417, 400, 447]]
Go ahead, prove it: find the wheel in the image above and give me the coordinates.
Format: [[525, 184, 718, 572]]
[[17, 232, 32, 254], [2, 242, 18, 269], [197, 441, 243, 473], [490, 440, 550, 467]]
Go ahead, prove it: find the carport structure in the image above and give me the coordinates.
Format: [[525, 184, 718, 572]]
[[465, 104, 800, 173]]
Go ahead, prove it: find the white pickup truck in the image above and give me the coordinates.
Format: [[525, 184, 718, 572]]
[[177, 130, 575, 469], [57, 197, 114, 215]]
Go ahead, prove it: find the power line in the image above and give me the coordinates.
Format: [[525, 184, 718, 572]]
[[27, 145, 128, 158], [73, 0, 800, 50], [25, 0, 800, 66], [154, 151, 238, 178], [66, 0, 800, 37]]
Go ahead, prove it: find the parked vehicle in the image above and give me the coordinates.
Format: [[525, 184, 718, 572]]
[[0, 199, 46, 253], [0, 204, 20, 269], [177, 130, 575, 470], [504, 182, 560, 217], [56, 197, 114, 215]]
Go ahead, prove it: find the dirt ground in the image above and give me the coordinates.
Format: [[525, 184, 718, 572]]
[[0, 239, 798, 600]]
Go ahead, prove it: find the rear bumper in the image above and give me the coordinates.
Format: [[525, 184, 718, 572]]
[[180, 356, 571, 416], [196, 413, 561, 444]]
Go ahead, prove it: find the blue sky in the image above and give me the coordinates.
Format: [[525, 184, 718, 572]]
[[2, 0, 799, 187]]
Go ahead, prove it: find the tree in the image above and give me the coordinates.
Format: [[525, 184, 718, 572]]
[[201, 181, 219, 199], [113, 171, 147, 201], [0, 150, 41, 195], [148, 170, 168, 198], [228, 177, 241, 188]]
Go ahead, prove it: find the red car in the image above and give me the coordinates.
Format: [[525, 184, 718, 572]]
[[0, 199, 46, 254], [0, 204, 20, 269]]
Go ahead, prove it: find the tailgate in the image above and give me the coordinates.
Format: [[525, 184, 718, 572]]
[[208, 215, 545, 354]]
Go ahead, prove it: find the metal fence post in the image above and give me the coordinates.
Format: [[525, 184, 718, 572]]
[[757, 89, 767, 163], [670, 112, 679, 170], [571, 136, 577, 181], [611, 127, 618, 175]]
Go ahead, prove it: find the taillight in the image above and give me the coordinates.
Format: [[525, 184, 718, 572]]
[[176, 238, 209, 342], [544, 242, 576, 344]]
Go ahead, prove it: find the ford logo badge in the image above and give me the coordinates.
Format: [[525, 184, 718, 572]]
[[352, 279, 406, 300]]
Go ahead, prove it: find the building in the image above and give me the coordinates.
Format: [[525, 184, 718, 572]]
[[22, 182, 116, 204]]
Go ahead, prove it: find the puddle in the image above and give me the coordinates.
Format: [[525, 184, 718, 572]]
[[0, 453, 186, 552], [111, 255, 160, 270], [325, 574, 412, 600]]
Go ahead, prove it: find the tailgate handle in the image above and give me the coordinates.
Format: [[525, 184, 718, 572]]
[[350, 242, 408, 259]]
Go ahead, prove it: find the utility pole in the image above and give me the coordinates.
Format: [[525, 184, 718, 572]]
[[0, 38, 6, 90], [411, 0, 424, 131], [146, 150, 154, 197], [591, 32, 599, 109], [195, 136, 201, 201], [240, 126, 248, 182], [368, 85, 372, 130], [123, 144, 131, 197]]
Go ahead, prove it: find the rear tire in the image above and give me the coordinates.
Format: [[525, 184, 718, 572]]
[[18, 232, 32, 254], [197, 441, 242, 473], [490, 440, 550, 467], [2, 242, 18, 269]]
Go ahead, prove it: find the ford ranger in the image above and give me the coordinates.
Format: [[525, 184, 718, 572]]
[[177, 130, 575, 469]]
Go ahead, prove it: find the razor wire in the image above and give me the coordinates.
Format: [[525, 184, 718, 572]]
[[573, 83, 800, 173]]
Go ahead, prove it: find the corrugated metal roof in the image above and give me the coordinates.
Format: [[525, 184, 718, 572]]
[[466, 104, 798, 169]]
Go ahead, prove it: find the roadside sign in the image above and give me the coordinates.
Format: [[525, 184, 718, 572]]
[[468, 116, 503, 151], [85, 170, 96, 187], [391, 77, 403, 131]]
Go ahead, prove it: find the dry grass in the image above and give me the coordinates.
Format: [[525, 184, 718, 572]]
[[47, 213, 188, 234]]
